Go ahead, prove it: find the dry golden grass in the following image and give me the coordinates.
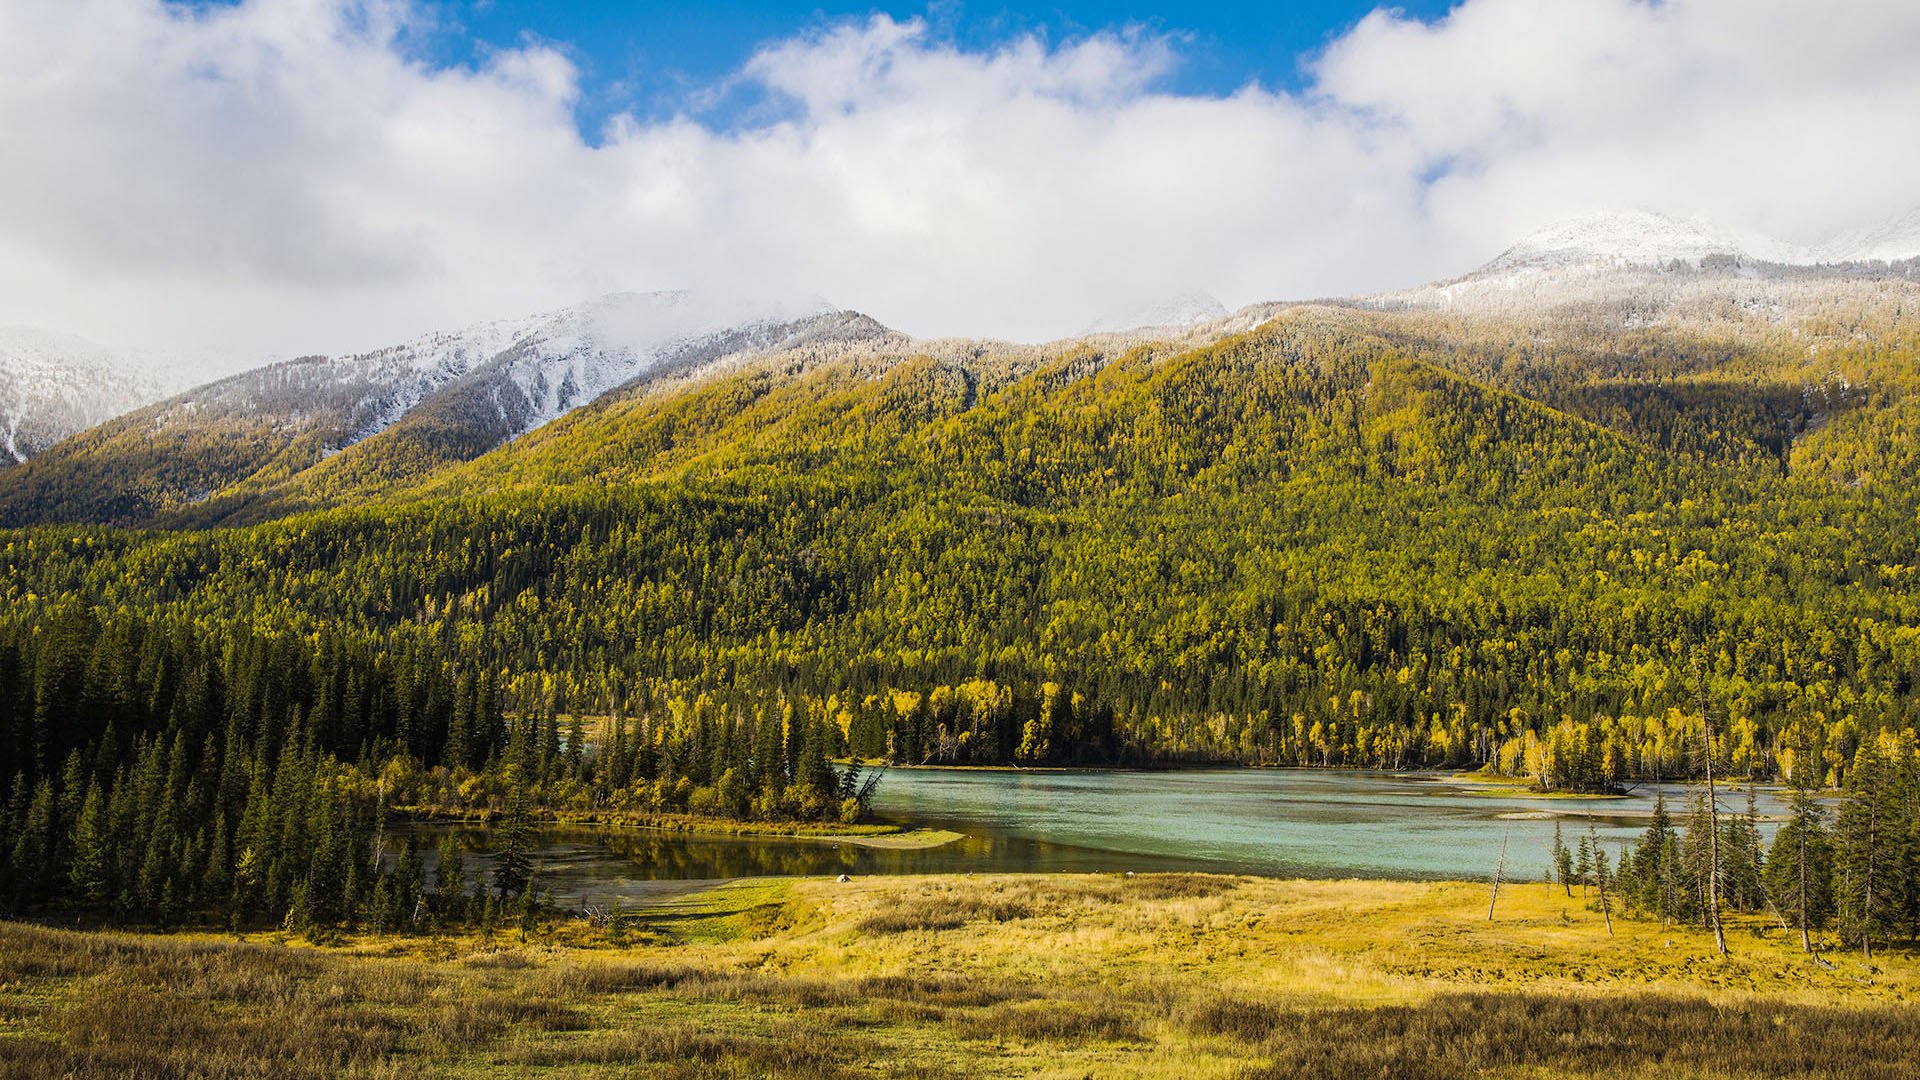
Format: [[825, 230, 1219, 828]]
[[3, 874, 1917, 1078]]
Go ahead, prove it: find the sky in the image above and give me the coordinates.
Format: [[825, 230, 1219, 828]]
[[424, 1, 1456, 133], [1, 0, 1918, 366]]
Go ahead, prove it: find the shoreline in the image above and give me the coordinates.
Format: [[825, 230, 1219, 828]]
[[860, 759, 1795, 792], [392, 805, 966, 850]]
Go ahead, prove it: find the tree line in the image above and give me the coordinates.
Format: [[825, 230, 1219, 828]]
[[0, 607, 866, 934], [1550, 728, 1920, 958]]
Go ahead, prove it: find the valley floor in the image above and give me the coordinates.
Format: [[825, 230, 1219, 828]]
[[3, 874, 1917, 1078]]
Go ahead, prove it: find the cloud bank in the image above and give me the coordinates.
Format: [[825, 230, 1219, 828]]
[[2, 0, 1918, 363]]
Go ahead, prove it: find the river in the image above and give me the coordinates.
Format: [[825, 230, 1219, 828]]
[[402, 768, 1790, 910]]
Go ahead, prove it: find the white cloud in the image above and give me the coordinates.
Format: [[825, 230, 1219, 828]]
[[0, 0, 1916, 365]]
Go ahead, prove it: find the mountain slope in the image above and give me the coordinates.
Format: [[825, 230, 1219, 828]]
[[0, 293, 892, 527], [1478, 207, 1920, 273], [1820, 207, 1920, 264], [10, 209, 1920, 531], [0, 327, 184, 465], [2, 210, 1919, 791], [1479, 210, 1791, 271], [2, 311, 1916, 778], [1355, 211, 1920, 492]]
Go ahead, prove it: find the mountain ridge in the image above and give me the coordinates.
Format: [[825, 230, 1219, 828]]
[[0, 327, 192, 465], [7, 207, 1920, 527], [0, 292, 895, 527], [1482, 207, 1920, 273]]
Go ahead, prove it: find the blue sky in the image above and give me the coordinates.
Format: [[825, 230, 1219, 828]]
[[422, 1, 1457, 136], [9, 1, 1917, 358]]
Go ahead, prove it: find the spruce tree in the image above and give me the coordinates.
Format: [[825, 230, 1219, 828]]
[[67, 783, 112, 910], [1768, 767, 1833, 953], [9, 778, 55, 907], [494, 786, 535, 899], [1635, 789, 1680, 926], [1836, 740, 1893, 958]]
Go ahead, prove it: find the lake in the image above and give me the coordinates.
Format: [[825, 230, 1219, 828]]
[[407, 768, 1788, 910]]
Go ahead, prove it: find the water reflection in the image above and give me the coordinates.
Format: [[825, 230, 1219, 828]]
[[398, 822, 1203, 910], [869, 768, 1791, 883], [400, 769, 1794, 910]]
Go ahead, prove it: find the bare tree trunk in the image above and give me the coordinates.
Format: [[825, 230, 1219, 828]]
[[1798, 813, 1812, 954], [1863, 804, 1876, 961], [1488, 826, 1509, 921], [1589, 813, 1612, 935], [1662, 850, 1673, 932], [1703, 706, 1728, 956]]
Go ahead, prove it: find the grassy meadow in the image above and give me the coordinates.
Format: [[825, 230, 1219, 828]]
[[3, 873, 1917, 1078]]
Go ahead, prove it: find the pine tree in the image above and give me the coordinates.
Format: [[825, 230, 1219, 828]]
[[369, 871, 393, 935], [1681, 788, 1714, 927], [1588, 817, 1613, 935], [9, 778, 55, 907], [1635, 789, 1681, 926], [1836, 740, 1894, 958], [1723, 786, 1766, 912], [302, 801, 348, 941], [494, 786, 535, 899], [1700, 694, 1729, 955], [202, 802, 232, 908], [565, 712, 586, 780], [67, 782, 112, 910], [1768, 767, 1833, 953], [446, 671, 476, 771], [1574, 834, 1593, 897]]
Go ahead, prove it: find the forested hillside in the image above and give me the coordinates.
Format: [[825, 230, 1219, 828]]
[[4, 303, 1919, 789], [8, 289, 1920, 928], [0, 295, 893, 529]]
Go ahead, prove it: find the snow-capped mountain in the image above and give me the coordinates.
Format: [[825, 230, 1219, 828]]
[[0, 292, 893, 526], [1478, 210, 1805, 272], [0, 327, 188, 464], [1084, 292, 1231, 335], [1367, 208, 1920, 324], [1821, 207, 1920, 264], [1476, 207, 1920, 275], [160, 291, 859, 456]]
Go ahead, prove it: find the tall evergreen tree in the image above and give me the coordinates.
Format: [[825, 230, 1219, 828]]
[[67, 782, 111, 909], [493, 786, 535, 900], [1836, 740, 1897, 958], [1768, 760, 1834, 953]]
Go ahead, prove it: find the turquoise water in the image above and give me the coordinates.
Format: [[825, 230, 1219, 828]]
[[869, 768, 1782, 880], [418, 769, 1784, 910]]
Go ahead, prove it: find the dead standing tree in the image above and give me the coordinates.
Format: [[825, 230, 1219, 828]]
[[1587, 812, 1613, 935], [1697, 677, 1730, 956], [1488, 825, 1511, 921]]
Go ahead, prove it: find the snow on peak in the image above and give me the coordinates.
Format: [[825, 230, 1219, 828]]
[[225, 289, 863, 455], [1085, 292, 1230, 334], [478, 290, 844, 432], [1481, 210, 1805, 272], [0, 327, 187, 463], [0, 325, 128, 369], [356, 291, 836, 381], [1476, 207, 1920, 278], [1821, 206, 1920, 264]]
